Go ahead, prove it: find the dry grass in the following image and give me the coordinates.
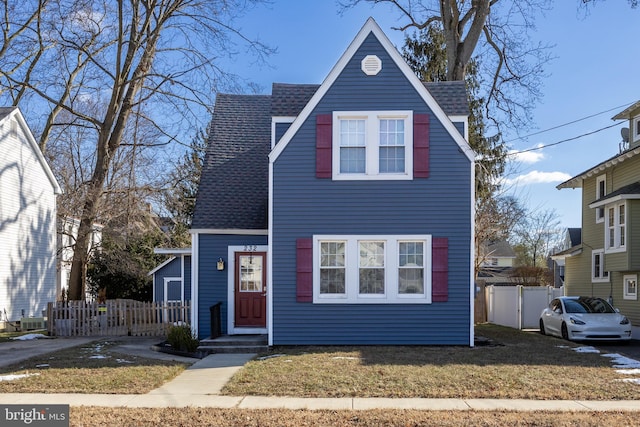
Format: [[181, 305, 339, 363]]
[[223, 324, 640, 400], [0, 340, 187, 394], [71, 407, 640, 427]]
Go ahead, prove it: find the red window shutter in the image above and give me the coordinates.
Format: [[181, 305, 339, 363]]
[[316, 114, 332, 178], [413, 113, 430, 178], [432, 237, 448, 302], [296, 238, 313, 302]]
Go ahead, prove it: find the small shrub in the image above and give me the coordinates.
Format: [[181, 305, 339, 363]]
[[167, 324, 199, 353]]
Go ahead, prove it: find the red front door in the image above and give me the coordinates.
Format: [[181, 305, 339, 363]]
[[234, 252, 267, 327]]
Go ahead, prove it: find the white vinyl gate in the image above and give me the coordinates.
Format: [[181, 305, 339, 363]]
[[486, 285, 564, 329]]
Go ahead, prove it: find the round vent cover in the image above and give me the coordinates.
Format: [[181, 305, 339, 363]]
[[361, 55, 382, 76]]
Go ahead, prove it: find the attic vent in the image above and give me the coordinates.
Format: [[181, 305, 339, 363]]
[[361, 55, 382, 76]]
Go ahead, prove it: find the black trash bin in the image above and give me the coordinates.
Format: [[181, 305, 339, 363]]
[[210, 302, 222, 339]]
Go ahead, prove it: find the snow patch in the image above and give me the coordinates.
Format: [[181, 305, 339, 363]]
[[11, 334, 49, 341], [616, 368, 640, 375], [0, 373, 40, 381], [572, 346, 600, 354], [602, 353, 640, 369]]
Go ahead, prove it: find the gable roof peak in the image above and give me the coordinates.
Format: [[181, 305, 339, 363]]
[[269, 17, 474, 163]]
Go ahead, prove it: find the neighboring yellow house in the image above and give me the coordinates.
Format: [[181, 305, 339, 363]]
[[557, 101, 640, 330]]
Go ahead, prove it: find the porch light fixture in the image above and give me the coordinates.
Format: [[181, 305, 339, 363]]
[[217, 257, 225, 271]]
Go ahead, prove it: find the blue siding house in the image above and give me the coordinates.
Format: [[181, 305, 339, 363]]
[[149, 248, 191, 304], [191, 18, 475, 345]]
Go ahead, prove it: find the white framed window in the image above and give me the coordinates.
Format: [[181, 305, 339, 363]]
[[319, 241, 346, 295], [332, 111, 413, 180], [624, 275, 638, 300], [591, 249, 609, 283], [633, 116, 640, 143], [313, 235, 431, 303], [605, 202, 626, 253], [596, 175, 606, 223]]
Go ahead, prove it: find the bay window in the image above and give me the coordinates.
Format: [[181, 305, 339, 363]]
[[605, 202, 626, 252]]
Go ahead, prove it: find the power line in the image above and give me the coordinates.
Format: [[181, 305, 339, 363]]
[[503, 101, 634, 144], [506, 121, 624, 157]]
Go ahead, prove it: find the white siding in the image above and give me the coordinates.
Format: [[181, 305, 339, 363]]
[[0, 113, 58, 321]]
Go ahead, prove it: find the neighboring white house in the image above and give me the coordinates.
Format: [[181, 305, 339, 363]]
[[0, 107, 61, 326], [57, 217, 103, 301], [478, 240, 517, 285]]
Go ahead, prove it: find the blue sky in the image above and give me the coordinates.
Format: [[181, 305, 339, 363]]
[[222, 1, 640, 228]]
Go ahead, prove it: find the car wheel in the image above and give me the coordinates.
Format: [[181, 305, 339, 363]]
[[539, 319, 546, 335], [561, 322, 569, 340]]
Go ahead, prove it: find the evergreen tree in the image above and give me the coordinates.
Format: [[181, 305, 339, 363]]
[[87, 228, 165, 301], [164, 130, 207, 247]]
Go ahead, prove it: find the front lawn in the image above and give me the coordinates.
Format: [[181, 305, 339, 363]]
[[223, 324, 640, 400], [0, 340, 187, 394]]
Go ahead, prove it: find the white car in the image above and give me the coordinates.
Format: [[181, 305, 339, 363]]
[[539, 296, 632, 342]]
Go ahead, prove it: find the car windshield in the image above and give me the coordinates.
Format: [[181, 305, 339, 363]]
[[563, 298, 616, 314]]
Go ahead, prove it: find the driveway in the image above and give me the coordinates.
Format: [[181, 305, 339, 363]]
[[0, 336, 95, 368], [594, 339, 640, 360], [0, 335, 197, 368]]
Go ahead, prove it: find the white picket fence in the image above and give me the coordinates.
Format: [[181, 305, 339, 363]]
[[486, 285, 564, 329]]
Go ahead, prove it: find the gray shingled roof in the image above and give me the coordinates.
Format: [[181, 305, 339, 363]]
[[193, 81, 468, 230], [271, 84, 318, 116], [191, 94, 271, 230], [481, 240, 516, 258], [0, 107, 17, 121], [271, 81, 468, 117], [423, 81, 469, 116]]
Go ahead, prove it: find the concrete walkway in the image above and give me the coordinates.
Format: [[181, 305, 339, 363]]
[[1, 338, 640, 411]]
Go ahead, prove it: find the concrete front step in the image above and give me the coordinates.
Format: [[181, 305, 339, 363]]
[[198, 334, 268, 355], [198, 345, 268, 355]]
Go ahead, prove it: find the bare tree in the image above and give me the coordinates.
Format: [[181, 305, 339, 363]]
[[512, 208, 562, 268], [474, 194, 524, 277], [340, 0, 553, 130], [1, 0, 272, 300]]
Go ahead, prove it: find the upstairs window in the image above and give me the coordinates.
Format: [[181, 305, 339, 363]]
[[605, 202, 626, 252], [379, 119, 405, 173], [633, 116, 640, 143], [596, 175, 606, 223], [339, 119, 366, 173], [333, 111, 413, 180]]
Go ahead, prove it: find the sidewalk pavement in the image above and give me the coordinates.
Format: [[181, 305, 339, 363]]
[[1, 338, 640, 411]]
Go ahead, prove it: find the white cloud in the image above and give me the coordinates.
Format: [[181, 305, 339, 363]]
[[503, 170, 572, 186], [508, 144, 545, 164]]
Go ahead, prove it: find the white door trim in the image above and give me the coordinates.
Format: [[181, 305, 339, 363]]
[[227, 245, 268, 335]]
